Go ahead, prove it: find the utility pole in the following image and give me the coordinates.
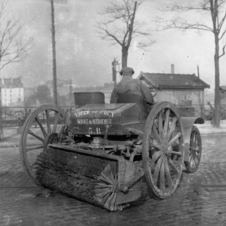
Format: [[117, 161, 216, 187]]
[[0, 86, 3, 140], [112, 59, 119, 86], [50, 0, 58, 105], [69, 78, 72, 105], [43, 0, 68, 105]]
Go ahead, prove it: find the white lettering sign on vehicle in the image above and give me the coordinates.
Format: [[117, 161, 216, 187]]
[[88, 127, 102, 134], [77, 119, 112, 125], [74, 111, 90, 117], [99, 111, 114, 118]]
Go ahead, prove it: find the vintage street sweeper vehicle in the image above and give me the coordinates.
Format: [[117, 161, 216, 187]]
[[20, 92, 203, 211]]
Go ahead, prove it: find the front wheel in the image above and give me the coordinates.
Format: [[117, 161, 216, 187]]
[[185, 126, 202, 173], [142, 102, 184, 199], [19, 105, 65, 184]]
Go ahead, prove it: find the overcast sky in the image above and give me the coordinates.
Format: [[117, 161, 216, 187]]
[[2, 0, 226, 91]]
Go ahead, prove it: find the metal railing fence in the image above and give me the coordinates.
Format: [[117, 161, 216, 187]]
[[0, 104, 225, 128]]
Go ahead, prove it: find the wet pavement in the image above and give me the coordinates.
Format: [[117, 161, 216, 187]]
[[0, 132, 226, 225]]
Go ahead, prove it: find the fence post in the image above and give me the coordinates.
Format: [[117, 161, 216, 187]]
[[0, 87, 3, 140]]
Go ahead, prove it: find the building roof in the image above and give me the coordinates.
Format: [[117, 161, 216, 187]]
[[220, 86, 226, 92], [138, 72, 210, 89], [0, 77, 23, 88]]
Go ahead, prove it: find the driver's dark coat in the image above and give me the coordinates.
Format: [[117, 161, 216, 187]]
[[110, 75, 154, 104]]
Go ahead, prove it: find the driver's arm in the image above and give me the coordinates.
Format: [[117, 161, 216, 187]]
[[140, 81, 154, 104], [110, 88, 118, 103]]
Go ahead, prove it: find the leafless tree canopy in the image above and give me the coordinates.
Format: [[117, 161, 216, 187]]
[[0, 0, 32, 70], [157, 0, 226, 127], [97, 0, 155, 67], [158, 0, 226, 57]]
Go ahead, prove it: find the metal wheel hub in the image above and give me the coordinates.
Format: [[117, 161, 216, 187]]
[[161, 142, 171, 156]]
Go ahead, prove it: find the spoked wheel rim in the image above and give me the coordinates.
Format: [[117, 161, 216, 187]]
[[187, 126, 202, 173], [19, 105, 65, 184], [142, 102, 184, 199]]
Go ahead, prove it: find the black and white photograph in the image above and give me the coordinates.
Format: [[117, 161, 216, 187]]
[[0, 0, 226, 225]]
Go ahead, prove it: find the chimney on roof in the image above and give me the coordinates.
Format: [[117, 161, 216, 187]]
[[197, 65, 200, 79], [171, 64, 174, 74]]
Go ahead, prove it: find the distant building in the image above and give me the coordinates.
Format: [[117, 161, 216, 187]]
[[138, 72, 210, 106], [0, 77, 24, 106], [47, 78, 73, 97]]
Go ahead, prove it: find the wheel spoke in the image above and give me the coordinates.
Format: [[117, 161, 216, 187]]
[[158, 112, 163, 138], [166, 117, 177, 141], [169, 159, 180, 174], [164, 159, 173, 188], [168, 132, 181, 146], [189, 156, 195, 168], [149, 143, 161, 150], [35, 115, 47, 138], [163, 110, 170, 138], [153, 156, 163, 185], [170, 150, 182, 156], [194, 136, 200, 147], [152, 124, 161, 144], [194, 155, 199, 164], [28, 129, 45, 143], [190, 147, 200, 152], [149, 151, 162, 167], [26, 145, 44, 152], [45, 110, 51, 134], [52, 112, 60, 133], [160, 158, 165, 191]]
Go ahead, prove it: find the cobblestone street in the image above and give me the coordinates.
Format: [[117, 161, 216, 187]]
[[0, 133, 226, 226]]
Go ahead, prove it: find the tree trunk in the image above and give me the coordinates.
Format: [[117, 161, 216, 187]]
[[213, 34, 221, 127], [121, 47, 128, 68]]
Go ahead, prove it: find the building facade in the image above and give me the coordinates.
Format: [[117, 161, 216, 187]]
[[138, 72, 210, 105], [0, 77, 24, 106], [138, 72, 210, 116]]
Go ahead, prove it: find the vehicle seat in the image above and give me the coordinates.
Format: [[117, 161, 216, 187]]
[[117, 93, 149, 120], [74, 92, 105, 106]]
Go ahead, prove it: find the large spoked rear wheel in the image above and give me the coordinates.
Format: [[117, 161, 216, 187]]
[[185, 126, 202, 173], [142, 102, 184, 199], [20, 105, 65, 184]]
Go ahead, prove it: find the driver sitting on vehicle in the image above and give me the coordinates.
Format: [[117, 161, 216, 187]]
[[110, 67, 154, 104]]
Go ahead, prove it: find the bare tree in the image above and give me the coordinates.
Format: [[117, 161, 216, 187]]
[[97, 0, 155, 68], [157, 0, 226, 127], [0, 0, 32, 140], [0, 0, 32, 70]]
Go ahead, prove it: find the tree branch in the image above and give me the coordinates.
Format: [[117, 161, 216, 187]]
[[96, 22, 123, 46], [96, 0, 155, 67], [0, 1, 33, 70], [219, 43, 226, 58], [126, 1, 137, 48]]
